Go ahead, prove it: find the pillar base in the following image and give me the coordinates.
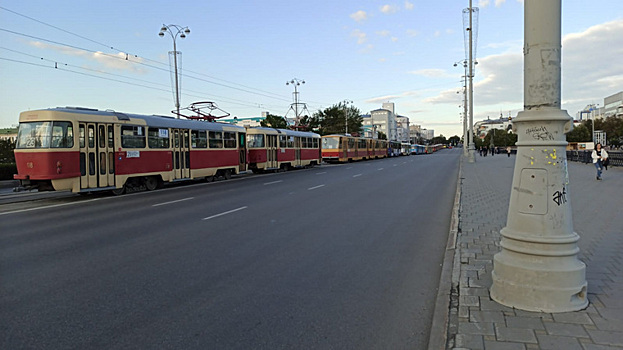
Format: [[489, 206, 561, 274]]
[[491, 230, 588, 312]]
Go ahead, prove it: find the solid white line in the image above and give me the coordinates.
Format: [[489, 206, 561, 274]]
[[0, 198, 102, 216], [378, 168, 384, 171], [264, 180, 283, 185], [152, 197, 194, 207], [353, 174, 362, 177], [308, 184, 325, 190], [316, 172, 327, 175], [202, 206, 248, 221]]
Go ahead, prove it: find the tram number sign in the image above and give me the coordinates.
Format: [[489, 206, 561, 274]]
[[126, 151, 140, 158]]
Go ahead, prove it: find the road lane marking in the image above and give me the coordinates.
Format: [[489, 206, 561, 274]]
[[0, 198, 102, 216], [152, 197, 194, 207], [264, 180, 283, 185], [393, 164, 398, 167], [308, 184, 325, 190], [347, 167, 353, 169], [378, 168, 384, 171], [316, 172, 327, 175], [353, 174, 362, 177], [202, 206, 248, 221]]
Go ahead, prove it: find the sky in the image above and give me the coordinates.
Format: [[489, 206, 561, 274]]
[[1, 0, 622, 137]]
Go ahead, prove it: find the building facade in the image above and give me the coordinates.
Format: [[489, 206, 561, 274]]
[[474, 116, 513, 140], [604, 91, 623, 118]]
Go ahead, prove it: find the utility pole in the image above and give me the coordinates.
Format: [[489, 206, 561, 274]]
[[286, 78, 305, 126], [490, 0, 588, 312], [467, 0, 476, 162], [343, 100, 353, 135]]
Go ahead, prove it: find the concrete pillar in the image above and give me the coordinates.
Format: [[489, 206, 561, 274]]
[[490, 0, 588, 312]]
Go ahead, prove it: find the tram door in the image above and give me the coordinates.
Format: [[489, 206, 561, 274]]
[[172, 129, 190, 179], [238, 132, 247, 173], [295, 137, 302, 167], [342, 137, 347, 160], [267, 134, 278, 169], [80, 123, 115, 189]]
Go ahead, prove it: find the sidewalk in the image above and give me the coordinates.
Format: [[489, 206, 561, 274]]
[[447, 153, 623, 349]]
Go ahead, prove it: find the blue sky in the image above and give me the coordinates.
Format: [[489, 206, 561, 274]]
[[1, 1, 622, 137]]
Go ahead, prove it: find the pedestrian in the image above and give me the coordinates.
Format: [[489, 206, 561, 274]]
[[506, 146, 511, 157], [591, 143, 608, 180]]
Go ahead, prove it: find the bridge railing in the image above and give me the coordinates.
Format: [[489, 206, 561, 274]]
[[566, 150, 622, 167]]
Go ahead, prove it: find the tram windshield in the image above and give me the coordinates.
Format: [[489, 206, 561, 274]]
[[16, 121, 74, 149], [322, 137, 339, 149]]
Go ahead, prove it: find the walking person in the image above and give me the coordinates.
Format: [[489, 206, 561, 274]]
[[591, 143, 608, 180], [506, 146, 511, 157]]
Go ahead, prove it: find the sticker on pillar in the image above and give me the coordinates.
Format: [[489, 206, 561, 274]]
[[516, 168, 548, 215]]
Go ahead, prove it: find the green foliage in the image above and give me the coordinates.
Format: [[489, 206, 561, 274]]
[[431, 135, 447, 145], [448, 135, 461, 146], [298, 115, 321, 132], [0, 139, 16, 163], [377, 131, 387, 140], [260, 114, 288, 129], [566, 122, 591, 142], [0, 163, 17, 180], [476, 129, 517, 148], [312, 103, 363, 136]]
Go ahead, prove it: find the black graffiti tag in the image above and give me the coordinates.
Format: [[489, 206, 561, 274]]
[[552, 186, 567, 206]]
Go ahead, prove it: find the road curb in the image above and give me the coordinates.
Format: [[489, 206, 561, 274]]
[[427, 156, 463, 350]]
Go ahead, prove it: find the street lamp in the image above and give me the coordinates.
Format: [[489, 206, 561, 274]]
[[454, 60, 469, 156], [342, 99, 353, 135], [159, 24, 190, 118], [286, 78, 305, 125]]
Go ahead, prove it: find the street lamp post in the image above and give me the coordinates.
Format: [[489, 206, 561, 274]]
[[159, 24, 190, 118], [454, 60, 469, 156], [490, 0, 587, 312], [467, 0, 476, 162], [286, 78, 305, 126], [342, 100, 353, 135]]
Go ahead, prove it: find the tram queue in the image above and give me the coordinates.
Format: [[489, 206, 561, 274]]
[[13, 107, 440, 195]]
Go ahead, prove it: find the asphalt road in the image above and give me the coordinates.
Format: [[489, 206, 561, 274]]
[[0, 148, 461, 349]]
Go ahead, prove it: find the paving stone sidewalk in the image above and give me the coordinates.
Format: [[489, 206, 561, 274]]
[[447, 153, 623, 350]]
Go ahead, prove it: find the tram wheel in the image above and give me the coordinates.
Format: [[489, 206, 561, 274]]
[[223, 169, 232, 180], [206, 175, 215, 182], [111, 186, 125, 196], [144, 176, 158, 191]]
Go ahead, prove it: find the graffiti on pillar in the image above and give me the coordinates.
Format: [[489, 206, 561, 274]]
[[526, 126, 555, 141], [552, 185, 567, 206]]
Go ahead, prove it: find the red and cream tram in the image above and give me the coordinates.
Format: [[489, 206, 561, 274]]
[[321, 135, 388, 163], [246, 127, 321, 172], [14, 107, 247, 194]]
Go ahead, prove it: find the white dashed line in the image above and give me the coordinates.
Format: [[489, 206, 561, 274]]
[[202, 206, 248, 221]]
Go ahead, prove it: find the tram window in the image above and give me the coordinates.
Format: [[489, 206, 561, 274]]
[[247, 134, 264, 148], [89, 152, 96, 175], [322, 137, 338, 149], [148, 128, 171, 148], [108, 152, 114, 174], [313, 138, 318, 148], [183, 130, 189, 148], [191, 130, 207, 148], [50, 122, 73, 148], [99, 152, 106, 175], [287, 137, 294, 148], [88, 126, 95, 148], [80, 153, 86, 176], [224, 132, 236, 148], [99, 126, 106, 148], [121, 125, 146, 148], [108, 126, 114, 148], [16, 121, 73, 149], [80, 125, 85, 148], [209, 131, 223, 148], [279, 135, 286, 148]]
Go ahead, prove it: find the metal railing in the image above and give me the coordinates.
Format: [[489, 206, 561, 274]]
[[566, 150, 623, 167]]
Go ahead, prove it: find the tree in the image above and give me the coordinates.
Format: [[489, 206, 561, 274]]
[[566, 122, 591, 143], [377, 131, 387, 140], [448, 135, 461, 146], [298, 115, 320, 132], [260, 114, 288, 129], [0, 139, 15, 163], [431, 135, 448, 145], [312, 102, 363, 135]]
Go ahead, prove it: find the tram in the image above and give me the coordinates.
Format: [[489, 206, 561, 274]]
[[321, 135, 388, 163], [246, 127, 321, 172], [14, 107, 247, 194]]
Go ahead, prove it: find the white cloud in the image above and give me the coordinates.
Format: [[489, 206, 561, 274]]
[[379, 58, 387, 63], [405, 1, 414, 10], [409, 69, 452, 78], [380, 4, 398, 14], [495, 0, 506, 7], [351, 29, 368, 44], [350, 10, 368, 22], [376, 30, 391, 37], [366, 91, 419, 104], [391, 37, 398, 42], [434, 30, 441, 37], [406, 29, 419, 37], [478, 0, 491, 7]]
